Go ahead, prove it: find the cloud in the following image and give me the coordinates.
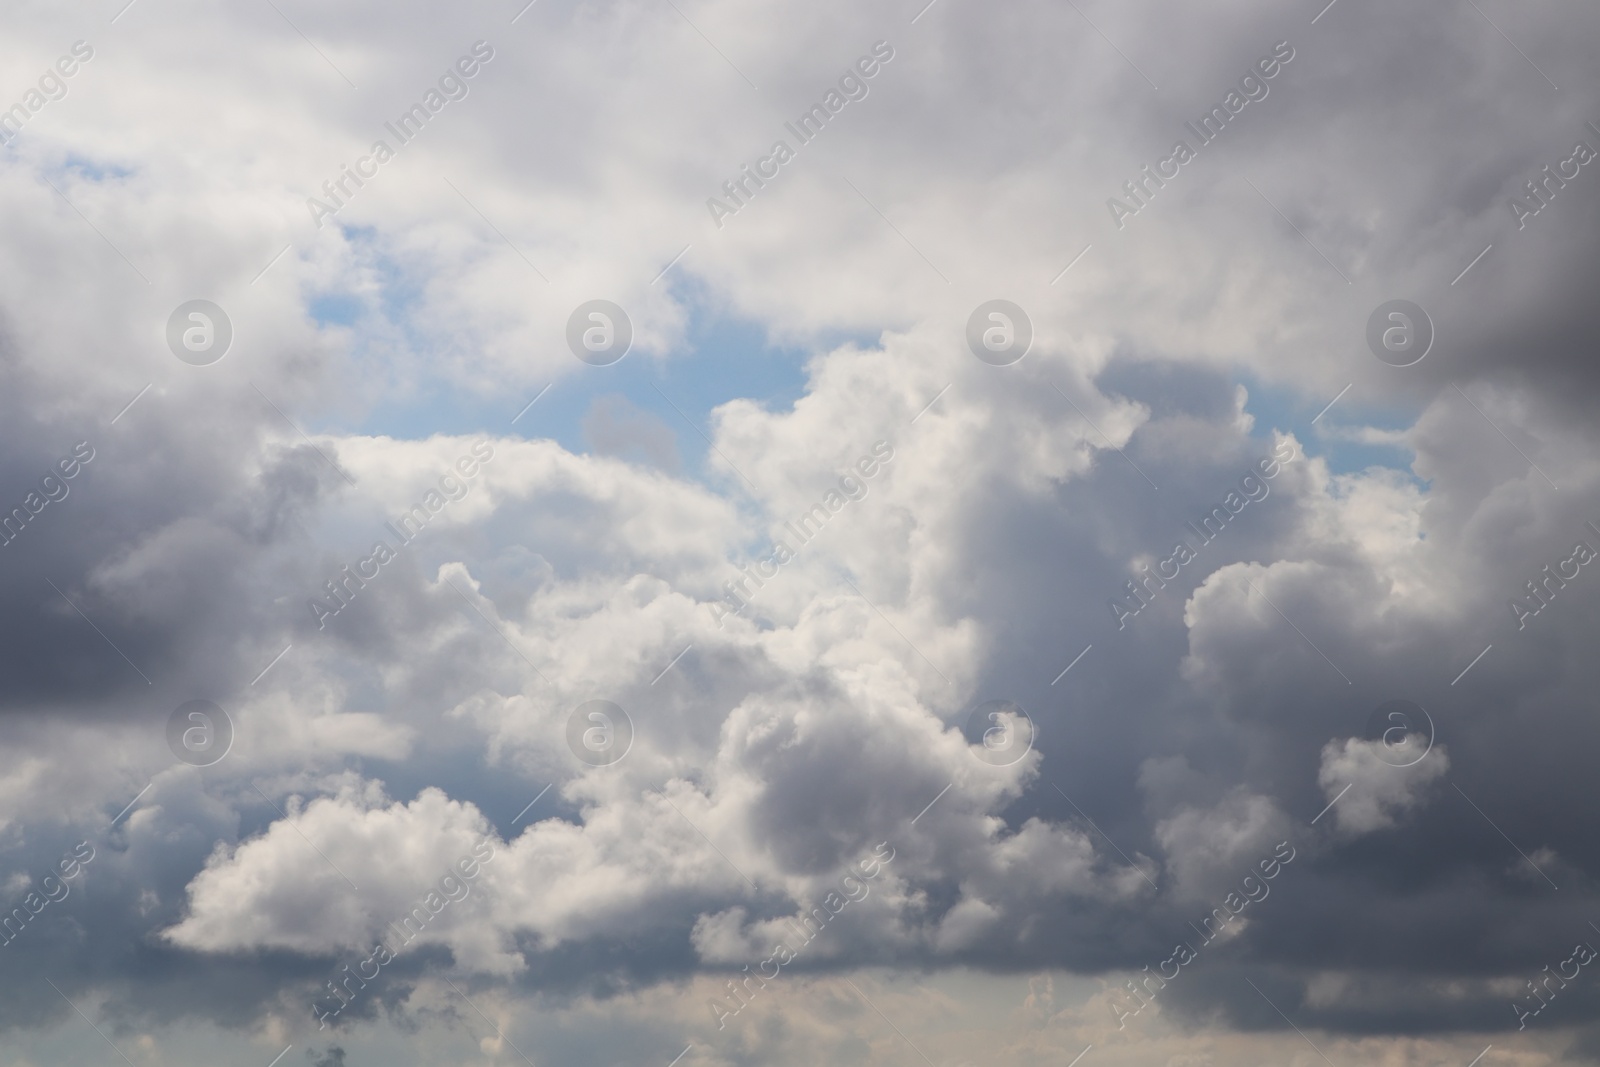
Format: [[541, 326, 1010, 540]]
[[164, 782, 507, 970], [1316, 737, 1449, 837], [0, 0, 1599, 1062], [1152, 790, 1292, 902]]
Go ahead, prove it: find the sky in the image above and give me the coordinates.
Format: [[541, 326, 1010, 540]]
[[1, 0, 1599, 1065]]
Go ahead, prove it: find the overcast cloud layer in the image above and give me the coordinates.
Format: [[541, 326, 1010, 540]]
[[2, 0, 1600, 1065]]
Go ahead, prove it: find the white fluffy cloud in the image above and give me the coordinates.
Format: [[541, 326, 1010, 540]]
[[1316, 737, 1449, 837]]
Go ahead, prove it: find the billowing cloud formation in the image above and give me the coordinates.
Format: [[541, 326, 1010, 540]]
[[1, 0, 1599, 1064]]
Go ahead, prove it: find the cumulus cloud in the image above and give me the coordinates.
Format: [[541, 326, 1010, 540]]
[[164, 782, 507, 966], [1152, 790, 1292, 902], [1316, 737, 1450, 837]]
